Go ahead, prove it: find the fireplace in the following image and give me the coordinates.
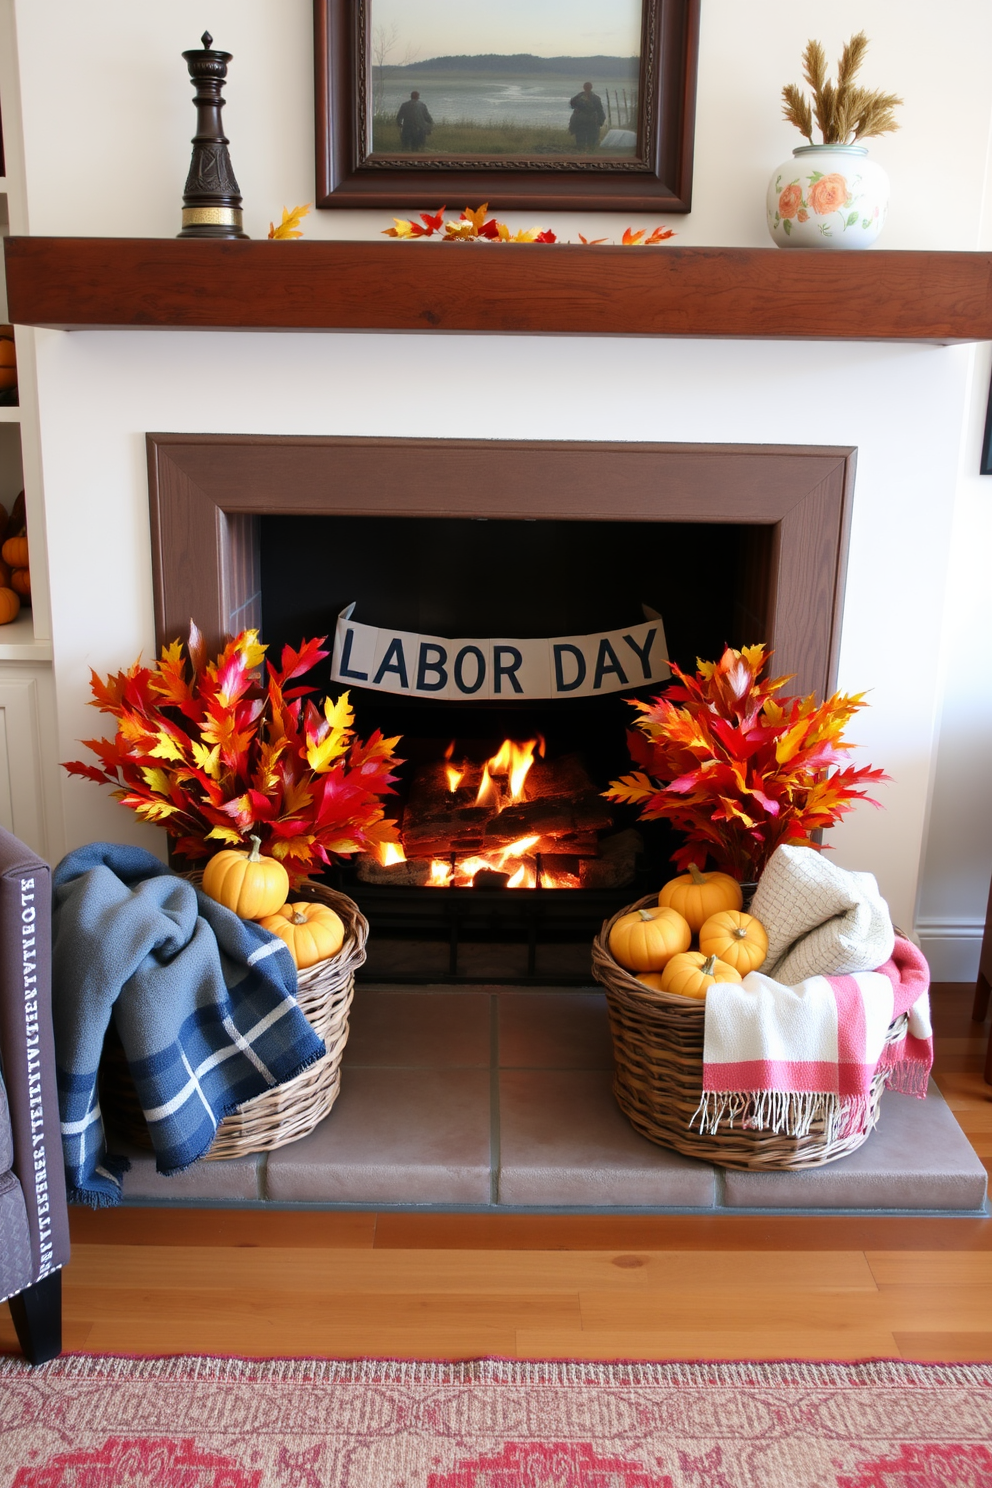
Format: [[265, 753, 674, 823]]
[[147, 435, 853, 980]]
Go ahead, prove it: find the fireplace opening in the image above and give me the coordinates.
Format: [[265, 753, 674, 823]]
[[259, 512, 772, 981]]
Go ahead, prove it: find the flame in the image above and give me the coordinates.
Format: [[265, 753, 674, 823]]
[[494, 834, 539, 870], [430, 859, 453, 887], [373, 839, 407, 867], [444, 741, 464, 795], [475, 760, 497, 807]]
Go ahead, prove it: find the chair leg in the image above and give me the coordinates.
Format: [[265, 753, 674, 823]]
[[8, 1271, 62, 1365], [972, 972, 991, 1023]]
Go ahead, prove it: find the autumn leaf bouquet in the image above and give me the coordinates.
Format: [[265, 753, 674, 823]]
[[604, 644, 888, 883], [63, 624, 402, 885]]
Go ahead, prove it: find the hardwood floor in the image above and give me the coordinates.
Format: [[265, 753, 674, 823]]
[[3, 984, 990, 1362]]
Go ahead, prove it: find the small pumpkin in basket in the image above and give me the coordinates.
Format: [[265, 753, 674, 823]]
[[659, 950, 742, 1000], [699, 909, 768, 974], [260, 900, 345, 969], [201, 834, 289, 921], [609, 904, 691, 973], [658, 864, 743, 932]]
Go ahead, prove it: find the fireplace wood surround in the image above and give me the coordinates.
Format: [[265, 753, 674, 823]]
[[147, 435, 853, 704]]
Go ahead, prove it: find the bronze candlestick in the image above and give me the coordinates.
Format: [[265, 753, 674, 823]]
[[179, 31, 248, 239]]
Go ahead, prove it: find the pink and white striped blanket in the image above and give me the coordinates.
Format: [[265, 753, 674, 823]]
[[693, 937, 933, 1140]]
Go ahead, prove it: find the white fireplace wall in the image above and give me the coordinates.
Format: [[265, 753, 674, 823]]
[[8, 0, 992, 966]]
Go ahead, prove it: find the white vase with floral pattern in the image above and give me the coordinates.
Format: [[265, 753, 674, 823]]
[[766, 143, 889, 249]]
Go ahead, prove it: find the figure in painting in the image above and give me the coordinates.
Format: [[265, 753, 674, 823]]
[[396, 90, 434, 151], [568, 81, 606, 151]]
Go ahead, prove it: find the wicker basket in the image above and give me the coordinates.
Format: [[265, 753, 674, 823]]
[[592, 893, 907, 1171], [100, 881, 368, 1161]]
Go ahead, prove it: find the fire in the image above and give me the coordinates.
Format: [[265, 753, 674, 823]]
[[372, 839, 407, 867], [409, 736, 578, 890], [444, 741, 464, 795]]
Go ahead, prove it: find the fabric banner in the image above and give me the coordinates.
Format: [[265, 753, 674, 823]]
[[330, 604, 670, 701]]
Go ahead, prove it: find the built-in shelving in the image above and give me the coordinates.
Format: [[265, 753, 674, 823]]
[[0, 406, 19, 422], [4, 237, 992, 342], [0, 611, 51, 662]]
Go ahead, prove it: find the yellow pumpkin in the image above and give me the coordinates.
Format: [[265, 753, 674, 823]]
[[699, 909, 768, 974], [0, 587, 20, 625], [658, 864, 743, 932], [659, 950, 742, 1000], [259, 901, 345, 969], [608, 904, 691, 972], [201, 834, 289, 921], [1, 536, 28, 569]]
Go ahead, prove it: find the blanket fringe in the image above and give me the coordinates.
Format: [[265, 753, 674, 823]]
[[691, 1090, 873, 1142]]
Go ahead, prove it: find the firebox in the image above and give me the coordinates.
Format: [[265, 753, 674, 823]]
[[146, 435, 854, 981]]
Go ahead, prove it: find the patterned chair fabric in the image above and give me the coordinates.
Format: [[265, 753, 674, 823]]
[[0, 826, 70, 1360]]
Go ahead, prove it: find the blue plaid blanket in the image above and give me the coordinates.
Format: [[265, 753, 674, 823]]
[[51, 843, 325, 1206]]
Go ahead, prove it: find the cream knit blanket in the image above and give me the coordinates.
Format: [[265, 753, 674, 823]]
[[749, 845, 895, 984]]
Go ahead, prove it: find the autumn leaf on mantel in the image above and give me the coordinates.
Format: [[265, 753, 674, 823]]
[[268, 203, 311, 240]]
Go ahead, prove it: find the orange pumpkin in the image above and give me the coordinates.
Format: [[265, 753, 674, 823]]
[[259, 901, 345, 969], [658, 864, 743, 932], [1, 536, 28, 569], [636, 972, 667, 992], [0, 588, 20, 625], [0, 335, 15, 393], [201, 834, 289, 920], [659, 950, 742, 1000], [608, 904, 691, 972], [699, 909, 768, 974], [10, 568, 29, 601]]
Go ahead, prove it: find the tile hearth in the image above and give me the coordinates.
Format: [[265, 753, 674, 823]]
[[111, 986, 987, 1215]]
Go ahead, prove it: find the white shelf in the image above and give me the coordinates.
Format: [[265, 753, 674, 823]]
[[0, 406, 21, 423], [0, 610, 52, 661]]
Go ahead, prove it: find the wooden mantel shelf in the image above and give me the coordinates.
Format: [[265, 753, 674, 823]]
[[5, 236, 992, 341]]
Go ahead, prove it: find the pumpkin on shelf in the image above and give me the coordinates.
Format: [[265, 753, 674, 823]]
[[699, 909, 768, 974], [608, 904, 691, 973], [10, 569, 29, 602], [1, 536, 28, 570], [659, 950, 742, 1000], [259, 900, 345, 969], [0, 329, 16, 400], [0, 588, 21, 626], [201, 834, 290, 921]]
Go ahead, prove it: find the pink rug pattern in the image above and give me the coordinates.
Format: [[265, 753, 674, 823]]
[[0, 1356, 990, 1488]]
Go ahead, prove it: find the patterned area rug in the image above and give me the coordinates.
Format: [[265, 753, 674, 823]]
[[1, 1356, 991, 1487]]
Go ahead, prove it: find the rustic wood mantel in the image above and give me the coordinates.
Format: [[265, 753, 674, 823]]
[[5, 237, 992, 341]]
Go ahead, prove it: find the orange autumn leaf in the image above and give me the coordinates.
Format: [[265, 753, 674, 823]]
[[605, 644, 888, 881], [63, 622, 403, 888]]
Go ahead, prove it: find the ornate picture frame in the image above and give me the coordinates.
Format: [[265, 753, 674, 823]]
[[314, 0, 700, 213]]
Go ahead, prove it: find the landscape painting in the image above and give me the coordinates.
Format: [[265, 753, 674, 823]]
[[368, 0, 644, 159]]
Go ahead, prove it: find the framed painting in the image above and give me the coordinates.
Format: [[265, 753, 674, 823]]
[[315, 0, 700, 212]]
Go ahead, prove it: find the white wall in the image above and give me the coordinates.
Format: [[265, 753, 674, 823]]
[[9, 0, 992, 961]]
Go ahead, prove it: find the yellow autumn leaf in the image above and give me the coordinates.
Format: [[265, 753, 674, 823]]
[[206, 825, 244, 845], [268, 202, 311, 240], [139, 766, 172, 796], [192, 741, 222, 779], [133, 799, 178, 822], [322, 838, 361, 856], [235, 630, 268, 671], [383, 217, 417, 238], [774, 720, 810, 765], [148, 729, 187, 763], [324, 691, 355, 734], [306, 730, 349, 774]]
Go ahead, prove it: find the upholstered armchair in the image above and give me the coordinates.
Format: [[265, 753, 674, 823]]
[[0, 827, 69, 1364]]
